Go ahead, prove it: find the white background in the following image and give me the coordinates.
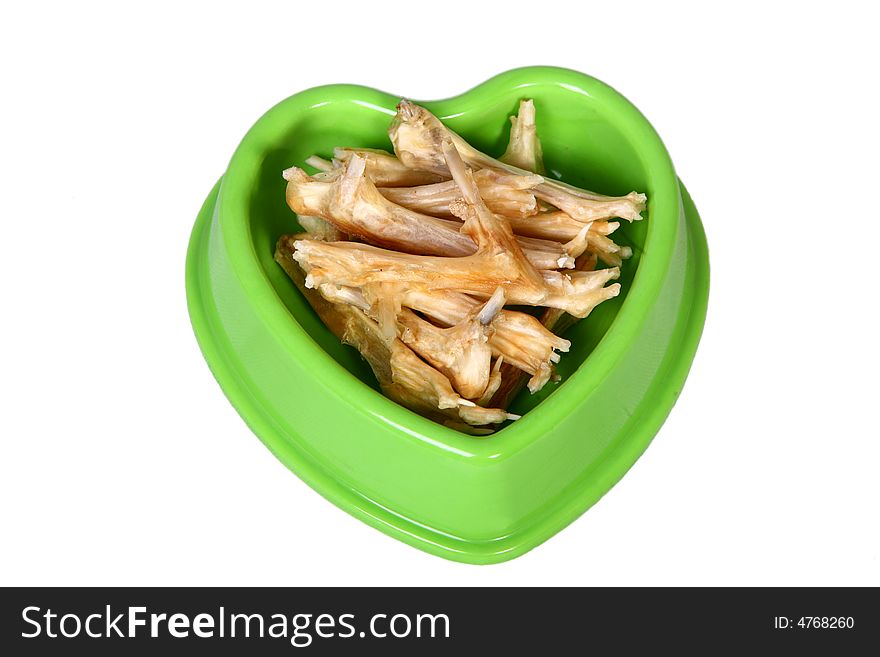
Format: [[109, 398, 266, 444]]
[[2, 1, 878, 586]]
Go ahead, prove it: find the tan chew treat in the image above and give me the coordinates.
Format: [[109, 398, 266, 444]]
[[389, 100, 646, 223], [277, 96, 644, 430], [296, 215, 345, 242], [379, 168, 542, 219], [284, 156, 575, 269], [275, 236, 516, 428], [397, 287, 506, 400], [488, 100, 628, 408], [292, 235, 620, 318], [332, 147, 447, 187], [500, 99, 545, 175], [315, 281, 570, 392], [490, 253, 602, 409], [292, 182, 621, 318]]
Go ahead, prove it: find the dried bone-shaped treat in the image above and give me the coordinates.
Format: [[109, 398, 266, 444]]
[[305, 155, 335, 172], [291, 141, 621, 318], [389, 100, 646, 223], [284, 155, 575, 269], [506, 210, 611, 241], [397, 287, 506, 400], [506, 213, 632, 266], [391, 340, 518, 424], [540, 253, 600, 331], [530, 181, 646, 224], [275, 235, 392, 379], [275, 236, 515, 427], [293, 226, 619, 317], [361, 281, 405, 340], [494, 102, 634, 265], [500, 99, 545, 174], [315, 280, 570, 392], [286, 156, 471, 256], [332, 147, 446, 187], [497, 110, 634, 264], [379, 168, 542, 219], [297, 214, 345, 242], [490, 101, 627, 403], [387, 341, 518, 425], [477, 357, 505, 407], [276, 95, 642, 431], [582, 231, 633, 267], [490, 252, 602, 408]]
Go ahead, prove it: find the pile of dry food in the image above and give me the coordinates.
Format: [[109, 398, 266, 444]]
[[275, 100, 646, 433]]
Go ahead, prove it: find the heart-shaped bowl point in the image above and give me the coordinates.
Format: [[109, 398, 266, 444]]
[[186, 66, 709, 564]]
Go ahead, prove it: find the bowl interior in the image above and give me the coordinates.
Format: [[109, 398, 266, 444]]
[[243, 80, 651, 420]]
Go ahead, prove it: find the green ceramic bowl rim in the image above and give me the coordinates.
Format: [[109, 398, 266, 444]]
[[216, 66, 679, 460]]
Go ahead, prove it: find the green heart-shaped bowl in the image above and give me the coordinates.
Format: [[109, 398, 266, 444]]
[[186, 66, 709, 564]]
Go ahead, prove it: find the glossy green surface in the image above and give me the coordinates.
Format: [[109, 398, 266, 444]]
[[186, 67, 709, 563]]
